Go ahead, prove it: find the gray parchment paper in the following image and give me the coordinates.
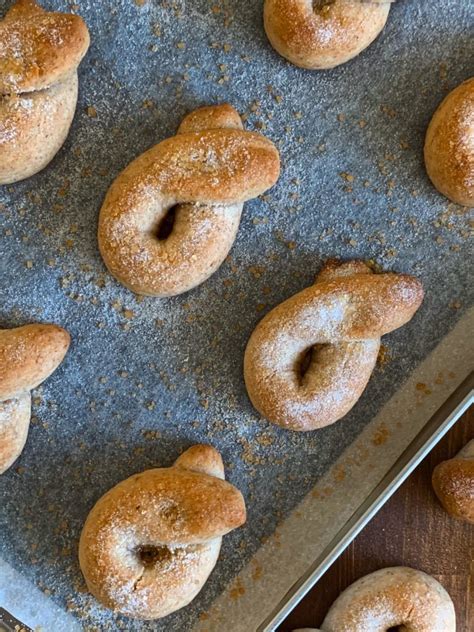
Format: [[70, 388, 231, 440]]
[[0, 1, 472, 630]]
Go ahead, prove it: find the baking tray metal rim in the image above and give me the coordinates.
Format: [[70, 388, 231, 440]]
[[258, 371, 474, 631]]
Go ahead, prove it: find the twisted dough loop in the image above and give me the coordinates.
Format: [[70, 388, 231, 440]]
[[244, 260, 424, 432], [0, 0, 89, 93], [321, 567, 455, 631], [0, 324, 70, 474], [432, 440, 474, 524], [79, 444, 246, 620], [0, 0, 90, 184], [264, 0, 390, 70], [98, 104, 280, 297], [424, 77, 474, 207]]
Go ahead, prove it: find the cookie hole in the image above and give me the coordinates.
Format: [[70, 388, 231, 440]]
[[297, 344, 330, 384], [155, 206, 178, 240], [137, 545, 172, 568], [313, 0, 336, 11], [298, 346, 315, 380], [387, 627, 406, 632]]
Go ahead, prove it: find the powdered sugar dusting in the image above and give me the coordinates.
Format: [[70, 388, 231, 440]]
[[244, 263, 421, 430], [99, 110, 278, 296], [322, 567, 456, 631]]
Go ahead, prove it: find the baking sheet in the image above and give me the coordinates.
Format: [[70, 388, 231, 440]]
[[0, 1, 472, 630]]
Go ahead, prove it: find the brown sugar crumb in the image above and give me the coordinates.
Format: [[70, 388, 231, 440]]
[[142, 429, 161, 440], [86, 106, 97, 118], [176, 41, 185, 49], [248, 265, 265, 278], [229, 577, 245, 600], [333, 464, 346, 482], [134, 0, 147, 5], [340, 172, 354, 183], [380, 104, 397, 118], [251, 561, 263, 581], [416, 382, 432, 395], [372, 422, 390, 446], [239, 438, 263, 465], [256, 433, 274, 447], [434, 372, 445, 385], [377, 344, 391, 368]]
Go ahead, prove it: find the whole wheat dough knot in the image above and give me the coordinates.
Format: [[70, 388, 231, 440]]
[[79, 444, 246, 620], [321, 567, 455, 631], [432, 440, 474, 524], [264, 0, 390, 70], [0, 323, 70, 474], [0, 0, 90, 184], [98, 103, 281, 297], [424, 77, 474, 207], [244, 260, 424, 432]]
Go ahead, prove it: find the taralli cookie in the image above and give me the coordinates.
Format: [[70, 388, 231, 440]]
[[0, 0, 90, 184], [98, 103, 280, 297], [244, 260, 424, 431], [424, 77, 474, 206], [321, 567, 456, 631], [0, 323, 70, 474], [432, 439, 474, 524], [79, 444, 246, 620], [263, 0, 390, 70]]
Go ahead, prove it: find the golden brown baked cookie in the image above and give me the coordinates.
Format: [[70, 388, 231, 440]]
[[244, 260, 424, 431], [79, 445, 246, 620], [424, 77, 474, 207], [321, 567, 455, 631], [0, 0, 90, 184], [98, 103, 280, 297], [0, 323, 70, 474], [263, 0, 390, 70], [432, 440, 474, 524]]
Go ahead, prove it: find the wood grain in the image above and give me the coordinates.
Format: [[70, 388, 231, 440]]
[[279, 407, 473, 631]]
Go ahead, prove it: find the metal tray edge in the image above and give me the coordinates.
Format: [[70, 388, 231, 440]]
[[258, 372, 474, 631]]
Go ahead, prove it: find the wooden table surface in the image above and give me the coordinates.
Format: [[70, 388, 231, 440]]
[[279, 406, 473, 631]]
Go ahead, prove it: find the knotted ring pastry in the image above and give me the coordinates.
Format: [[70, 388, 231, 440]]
[[432, 439, 474, 524], [98, 104, 280, 297], [263, 0, 391, 70], [79, 444, 246, 620], [244, 260, 424, 431], [0, 0, 90, 184], [0, 323, 70, 474], [320, 567, 456, 631], [424, 77, 474, 207]]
